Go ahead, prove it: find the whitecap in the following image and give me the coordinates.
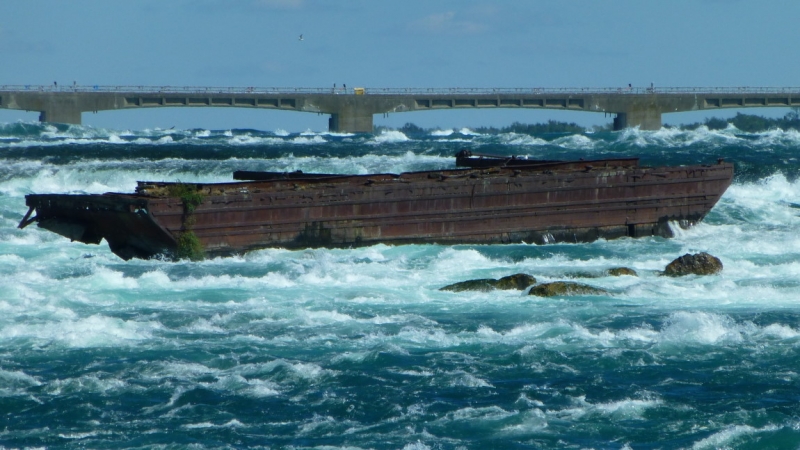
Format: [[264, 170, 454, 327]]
[[690, 424, 779, 449], [291, 135, 327, 144], [430, 129, 454, 136], [498, 411, 549, 436], [371, 130, 410, 144], [298, 309, 357, 325], [458, 127, 482, 136], [203, 374, 281, 398], [760, 323, 800, 339], [0, 368, 42, 388], [330, 351, 375, 364], [185, 318, 225, 334], [593, 398, 663, 419], [498, 132, 548, 146], [152, 362, 219, 382], [445, 405, 515, 422], [183, 419, 247, 429], [553, 395, 662, 421], [47, 374, 128, 395], [0, 314, 162, 348], [322, 131, 356, 138], [551, 133, 597, 149], [451, 372, 494, 388], [660, 311, 743, 345], [402, 442, 432, 450], [395, 327, 461, 347], [257, 359, 334, 381], [753, 127, 800, 147], [58, 431, 104, 440]]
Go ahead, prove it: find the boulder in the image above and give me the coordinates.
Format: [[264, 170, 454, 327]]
[[528, 281, 608, 297], [664, 252, 723, 277], [564, 270, 599, 279], [440, 278, 497, 292], [563, 267, 637, 278], [493, 273, 537, 290], [440, 273, 536, 292], [607, 267, 638, 277]]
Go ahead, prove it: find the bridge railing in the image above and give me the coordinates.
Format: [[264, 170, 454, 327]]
[[3, 85, 800, 95]]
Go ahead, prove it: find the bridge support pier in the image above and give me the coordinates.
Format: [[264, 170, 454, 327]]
[[613, 107, 662, 131], [39, 108, 82, 125], [328, 112, 374, 134]]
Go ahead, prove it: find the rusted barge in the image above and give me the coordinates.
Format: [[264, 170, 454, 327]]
[[18, 152, 734, 260]]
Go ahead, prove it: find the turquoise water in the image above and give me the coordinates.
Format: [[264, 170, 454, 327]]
[[1, 123, 799, 449]]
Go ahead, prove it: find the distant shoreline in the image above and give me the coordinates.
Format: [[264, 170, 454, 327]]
[[380, 110, 800, 134]]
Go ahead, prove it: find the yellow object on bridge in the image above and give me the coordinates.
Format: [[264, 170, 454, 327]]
[[354, 87, 365, 95]]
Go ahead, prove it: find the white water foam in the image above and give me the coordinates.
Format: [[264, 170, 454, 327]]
[[0, 369, 42, 389], [498, 132, 548, 146], [457, 127, 482, 136], [2, 122, 800, 449], [690, 424, 780, 449], [752, 127, 800, 147], [5, 120, 800, 154], [0, 159, 241, 197], [47, 374, 128, 396], [551, 133, 598, 149], [430, 129, 454, 137], [554, 395, 663, 421], [370, 130, 410, 144], [291, 135, 327, 144], [0, 314, 162, 348]]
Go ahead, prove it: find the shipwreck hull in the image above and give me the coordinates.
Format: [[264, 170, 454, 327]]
[[21, 159, 734, 260], [20, 194, 178, 260]]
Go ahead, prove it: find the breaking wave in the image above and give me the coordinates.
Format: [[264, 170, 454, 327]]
[[2, 121, 800, 448]]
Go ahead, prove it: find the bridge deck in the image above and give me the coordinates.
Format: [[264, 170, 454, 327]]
[[2, 85, 800, 132]]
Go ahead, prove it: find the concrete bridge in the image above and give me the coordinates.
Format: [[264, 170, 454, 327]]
[[2, 84, 800, 132]]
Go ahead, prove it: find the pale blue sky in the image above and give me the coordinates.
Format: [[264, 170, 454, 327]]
[[1, 0, 798, 131]]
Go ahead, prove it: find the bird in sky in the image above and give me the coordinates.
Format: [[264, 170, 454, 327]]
[[298, 34, 303, 41]]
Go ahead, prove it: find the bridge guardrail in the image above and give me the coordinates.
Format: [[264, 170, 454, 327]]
[[4, 85, 800, 96]]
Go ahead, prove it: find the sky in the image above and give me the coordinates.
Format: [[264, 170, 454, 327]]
[[1, 0, 799, 132]]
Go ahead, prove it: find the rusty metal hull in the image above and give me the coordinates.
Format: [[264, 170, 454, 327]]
[[20, 159, 734, 260]]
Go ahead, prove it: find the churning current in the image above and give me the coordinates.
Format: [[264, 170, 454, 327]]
[[1, 123, 799, 449]]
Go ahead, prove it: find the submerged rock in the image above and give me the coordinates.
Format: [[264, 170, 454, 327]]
[[607, 267, 638, 277], [664, 252, 723, 277], [563, 270, 599, 279], [440, 273, 536, 292], [563, 267, 638, 278], [528, 281, 608, 297]]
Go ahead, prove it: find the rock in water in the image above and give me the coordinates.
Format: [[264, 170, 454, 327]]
[[607, 267, 638, 277], [493, 274, 537, 290], [439, 278, 498, 292], [664, 252, 723, 276], [440, 273, 536, 292], [528, 281, 608, 297]]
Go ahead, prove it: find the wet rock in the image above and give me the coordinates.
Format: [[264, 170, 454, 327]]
[[607, 267, 638, 277], [493, 273, 537, 290], [564, 270, 599, 279], [440, 278, 497, 292], [563, 267, 637, 278], [528, 281, 608, 297], [440, 273, 536, 292], [664, 252, 723, 277]]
